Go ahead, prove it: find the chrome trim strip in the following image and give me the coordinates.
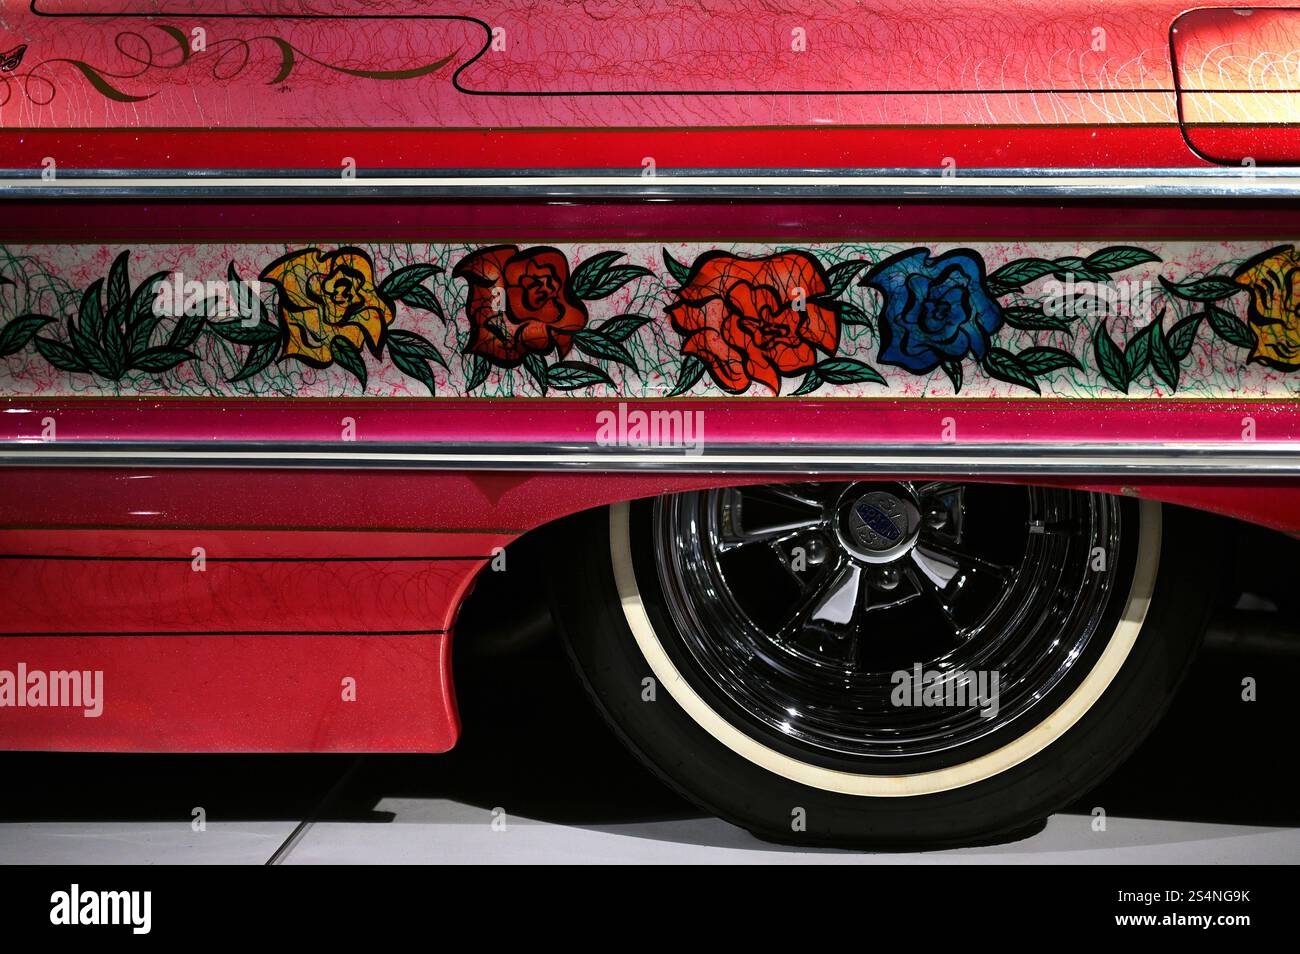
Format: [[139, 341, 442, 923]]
[[5, 169, 1300, 199], [3, 166, 1292, 179], [2, 441, 1299, 475]]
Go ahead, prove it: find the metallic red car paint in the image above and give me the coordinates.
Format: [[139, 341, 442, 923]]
[[0, 528, 501, 635], [6, 0, 1300, 754], [1172, 7, 1300, 164], [2, 460, 1297, 753], [0, 633, 458, 753], [0, 464, 785, 751], [6, 0, 1298, 170], [0, 126, 1207, 173], [0, 528, 503, 751]]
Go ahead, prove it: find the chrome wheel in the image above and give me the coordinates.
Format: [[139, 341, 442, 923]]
[[651, 481, 1131, 773]]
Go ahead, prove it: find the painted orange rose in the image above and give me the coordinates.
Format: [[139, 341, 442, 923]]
[[260, 247, 395, 367], [452, 245, 588, 368], [666, 251, 839, 394], [1234, 244, 1300, 369]]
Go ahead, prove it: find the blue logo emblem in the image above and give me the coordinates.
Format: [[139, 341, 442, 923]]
[[855, 502, 901, 541]]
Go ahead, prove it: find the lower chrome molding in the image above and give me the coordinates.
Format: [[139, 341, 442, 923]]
[[2, 441, 1300, 476], [7, 168, 1300, 199]]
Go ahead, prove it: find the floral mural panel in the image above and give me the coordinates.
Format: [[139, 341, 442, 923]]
[[0, 239, 1297, 399]]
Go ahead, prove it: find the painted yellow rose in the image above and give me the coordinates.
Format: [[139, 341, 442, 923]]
[[260, 247, 395, 366], [1233, 244, 1300, 369]]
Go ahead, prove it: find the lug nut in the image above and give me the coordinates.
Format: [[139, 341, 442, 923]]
[[874, 566, 900, 590]]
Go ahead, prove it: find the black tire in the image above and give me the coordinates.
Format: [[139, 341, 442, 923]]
[[549, 486, 1215, 848]]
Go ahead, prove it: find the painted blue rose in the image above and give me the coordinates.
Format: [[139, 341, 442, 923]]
[[863, 248, 1003, 375]]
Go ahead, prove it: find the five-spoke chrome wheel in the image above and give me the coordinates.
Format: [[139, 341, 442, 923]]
[[651, 481, 1128, 769], [552, 483, 1214, 845]]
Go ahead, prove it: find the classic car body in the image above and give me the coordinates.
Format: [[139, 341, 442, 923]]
[[4, 0, 1300, 844]]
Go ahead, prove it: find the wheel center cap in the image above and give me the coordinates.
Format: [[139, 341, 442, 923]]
[[836, 485, 922, 564]]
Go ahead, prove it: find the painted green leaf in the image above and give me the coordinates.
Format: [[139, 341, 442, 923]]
[[1002, 304, 1073, 333], [522, 352, 549, 394], [167, 310, 207, 350], [592, 264, 654, 299], [1085, 246, 1161, 273], [1017, 347, 1082, 375], [396, 284, 447, 321], [67, 314, 115, 380], [666, 353, 707, 396], [1050, 256, 1111, 282], [982, 347, 1041, 393], [126, 270, 173, 354], [836, 300, 874, 326], [1159, 275, 1245, 302], [101, 314, 126, 378], [570, 251, 654, 300], [34, 336, 90, 373], [377, 263, 442, 300], [77, 279, 105, 345], [594, 313, 652, 342], [545, 360, 615, 391], [389, 349, 437, 396], [225, 261, 259, 324], [131, 347, 195, 372], [792, 369, 823, 396], [465, 355, 492, 392], [1149, 321, 1179, 392], [1167, 314, 1204, 361], [1125, 323, 1154, 383], [330, 336, 368, 390], [0, 315, 54, 358], [811, 357, 886, 386], [986, 258, 1057, 292], [662, 249, 693, 286], [573, 252, 633, 298], [207, 318, 280, 345], [572, 328, 636, 368], [940, 360, 962, 393], [824, 259, 874, 297], [228, 340, 279, 383], [1205, 304, 1256, 349], [106, 251, 131, 326], [386, 329, 448, 370], [1092, 321, 1128, 393]]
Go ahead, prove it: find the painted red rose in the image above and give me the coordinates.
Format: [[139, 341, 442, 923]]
[[667, 251, 839, 394], [452, 245, 589, 367]]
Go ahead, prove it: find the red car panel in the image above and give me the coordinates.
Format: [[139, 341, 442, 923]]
[[3, 1, 1300, 763], [3, 0, 1297, 170]]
